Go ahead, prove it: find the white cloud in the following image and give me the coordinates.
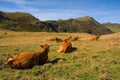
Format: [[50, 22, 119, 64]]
[[1, 0, 120, 23]]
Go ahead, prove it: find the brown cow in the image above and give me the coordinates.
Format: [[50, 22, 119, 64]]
[[64, 36, 79, 41], [112, 37, 119, 42], [4, 32, 7, 35], [5, 44, 49, 69], [48, 37, 63, 42], [58, 39, 73, 53], [69, 36, 79, 41], [87, 34, 101, 41]]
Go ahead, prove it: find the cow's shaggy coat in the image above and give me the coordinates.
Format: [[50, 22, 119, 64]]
[[6, 44, 49, 69], [58, 39, 73, 53]]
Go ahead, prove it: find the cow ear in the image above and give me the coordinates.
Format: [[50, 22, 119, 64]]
[[46, 44, 49, 48], [64, 39, 67, 43], [41, 45, 44, 48]]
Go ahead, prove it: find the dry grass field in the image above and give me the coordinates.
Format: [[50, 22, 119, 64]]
[[0, 30, 120, 80]]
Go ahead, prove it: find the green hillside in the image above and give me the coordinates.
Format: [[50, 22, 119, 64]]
[[57, 16, 112, 34], [0, 11, 45, 31], [103, 23, 120, 32], [0, 11, 113, 34]]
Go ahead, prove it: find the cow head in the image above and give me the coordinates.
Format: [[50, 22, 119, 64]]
[[5, 54, 20, 66], [5, 54, 15, 65], [41, 44, 49, 52], [64, 38, 70, 43]]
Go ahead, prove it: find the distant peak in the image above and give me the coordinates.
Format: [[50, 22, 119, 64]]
[[76, 16, 95, 21], [82, 16, 93, 19]]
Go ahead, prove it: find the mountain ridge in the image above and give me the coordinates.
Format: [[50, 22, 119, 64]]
[[0, 11, 113, 35], [103, 22, 120, 33]]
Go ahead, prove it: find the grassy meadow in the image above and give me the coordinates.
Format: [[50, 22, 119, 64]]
[[0, 30, 120, 80]]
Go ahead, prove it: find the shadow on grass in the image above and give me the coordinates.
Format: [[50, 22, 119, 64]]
[[72, 47, 77, 52], [48, 58, 66, 64], [65, 47, 77, 54]]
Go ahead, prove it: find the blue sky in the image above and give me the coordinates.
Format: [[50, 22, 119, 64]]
[[0, 0, 120, 23]]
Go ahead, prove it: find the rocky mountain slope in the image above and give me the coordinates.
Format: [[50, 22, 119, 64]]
[[0, 11, 113, 34]]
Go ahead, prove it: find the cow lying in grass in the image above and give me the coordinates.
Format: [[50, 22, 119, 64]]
[[5, 44, 49, 69], [48, 37, 63, 42], [87, 34, 101, 41], [112, 37, 119, 42], [64, 36, 79, 41], [69, 36, 79, 41], [58, 39, 73, 53]]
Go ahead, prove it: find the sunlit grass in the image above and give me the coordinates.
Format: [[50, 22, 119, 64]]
[[0, 31, 120, 80]]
